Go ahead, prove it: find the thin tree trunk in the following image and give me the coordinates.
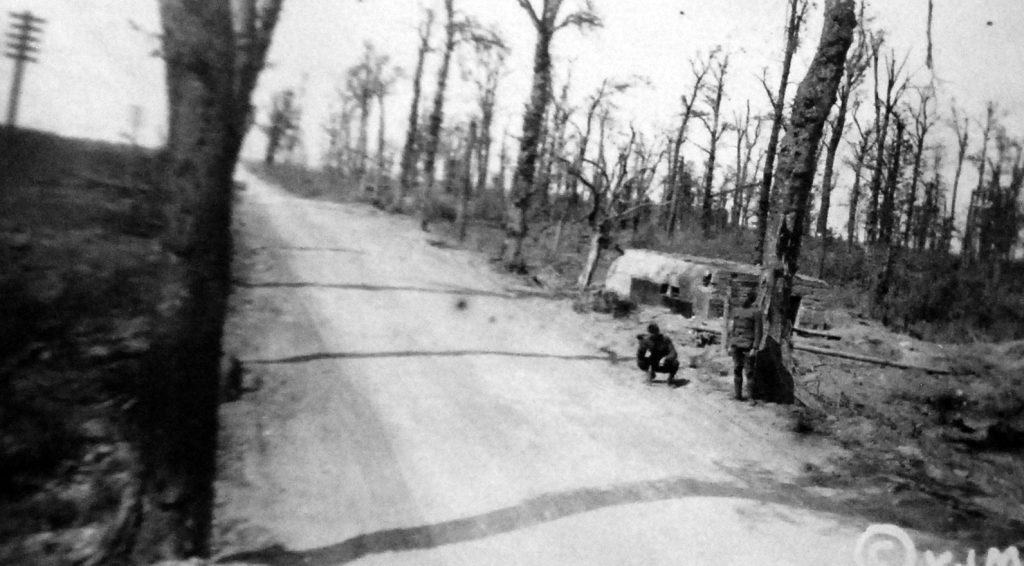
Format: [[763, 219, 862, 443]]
[[903, 130, 926, 247], [666, 74, 705, 237], [376, 91, 387, 191], [755, 0, 805, 263], [846, 144, 868, 249], [816, 85, 850, 238], [476, 102, 495, 195], [964, 103, 995, 265], [397, 10, 433, 208], [701, 59, 728, 237], [947, 114, 969, 252], [756, 0, 856, 405], [355, 98, 370, 183], [421, 0, 456, 213], [879, 118, 905, 246], [457, 121, 478, 241]]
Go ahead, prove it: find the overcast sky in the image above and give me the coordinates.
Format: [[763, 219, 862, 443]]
[[3, 0, 1023, 232]]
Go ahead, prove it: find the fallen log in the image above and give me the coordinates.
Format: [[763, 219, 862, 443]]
[[794, 344, 953, 375], [793, 326, 842, 340], [681, 324, 953, 375]]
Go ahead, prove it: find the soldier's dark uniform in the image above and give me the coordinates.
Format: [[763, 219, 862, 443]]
[[636, 323, 680, 385], [729, 294, 759, 400]]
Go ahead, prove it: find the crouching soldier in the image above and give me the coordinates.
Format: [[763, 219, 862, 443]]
[[636, 323, 680, 386], [729, 289, 760, 400]]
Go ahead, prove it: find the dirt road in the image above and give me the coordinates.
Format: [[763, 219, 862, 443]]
[[212, 170, 887, 565]]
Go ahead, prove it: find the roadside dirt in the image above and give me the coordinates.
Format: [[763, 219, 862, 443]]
[[0, 130, 180, 564]]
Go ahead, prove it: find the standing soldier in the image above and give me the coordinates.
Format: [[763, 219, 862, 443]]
[[728, 289, 760, 400]]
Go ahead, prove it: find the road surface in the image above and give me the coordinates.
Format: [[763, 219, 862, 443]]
[[212, 169, 878, 565]]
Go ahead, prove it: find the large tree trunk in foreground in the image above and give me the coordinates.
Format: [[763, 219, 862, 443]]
[[154, 0, 238, 558], [149, 0, 281, 559], [755, 0, 857, 404]]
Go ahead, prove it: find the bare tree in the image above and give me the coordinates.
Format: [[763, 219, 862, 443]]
[[696, 55, 730, 236], [665, 51, 716, 237], [756, 0, 857, 404], [420, 0, 458, 216], [502, 0, 601, 271], [323, 87, 358, 174], [397, 8, 435, 207], [963, 102, 996, 264], [946, 105, 971, 250], [346, 42, 387, 184], [569, 126, 636, 289], [902, 86, 937, 247], [845, 106, 874, 248], [372, 60, 401, 192], [551, 78, 626, 254], [754, 0, 809, 262], [463, 28, 510, 196], [730, 100, 763, 228], [918, 146, 945, 251], [865, 47, 909, 244], [878, 114, 906, 246]]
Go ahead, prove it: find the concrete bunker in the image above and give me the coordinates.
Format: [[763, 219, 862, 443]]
[[603, 249, 832, 328]]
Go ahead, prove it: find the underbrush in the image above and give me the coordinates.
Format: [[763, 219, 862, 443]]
[[0, 129, 212, 564]]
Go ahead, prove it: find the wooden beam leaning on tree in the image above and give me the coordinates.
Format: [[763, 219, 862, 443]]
[[752, 0, 858, 404]]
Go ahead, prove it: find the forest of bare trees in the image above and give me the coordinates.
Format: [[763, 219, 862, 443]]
[[169, 0, 1024, 355]]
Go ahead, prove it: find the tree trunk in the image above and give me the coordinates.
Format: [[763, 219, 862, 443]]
[[904, 133, 925, 247], [577, 220, 612, 290], [355, 98, 370, 183], [816, 85, 850, 238], [397, 13, 432, 206], [397, 13, 432, 207], [879, 118, 905, 246], [154, 0, 243, 557], [964, 104, 995, 265], [476, 101, 495, 195], [666, 89, 701, 237], [701, 61, 727, 237], [376, 91, 388, 191], [755, 0, 805, 262], [947, 115, 969, 252], [420, 0, 455, 210], [457, 120, 477, 241], [756, 0, 856, 404], [502, 29, 553, 271], [846, 143, 868, 249]]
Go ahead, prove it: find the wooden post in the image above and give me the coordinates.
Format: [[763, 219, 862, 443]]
[[4, 11, 45, 127]]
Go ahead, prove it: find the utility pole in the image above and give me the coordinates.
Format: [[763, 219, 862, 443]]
[[5, 10, 45, 128]]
